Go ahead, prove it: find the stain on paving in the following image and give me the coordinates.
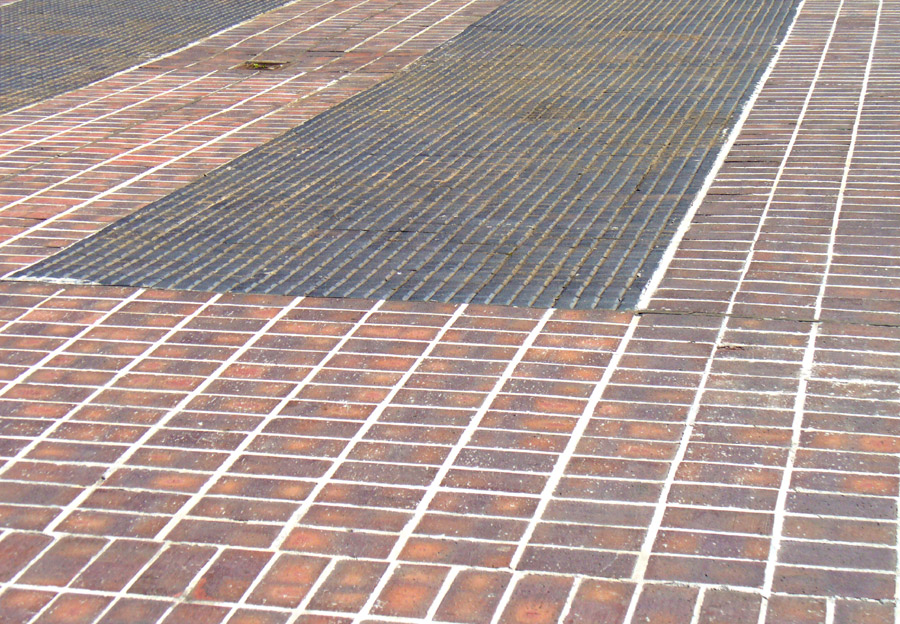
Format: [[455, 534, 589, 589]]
[[17, 0, 801, 309], [0, 0, 295, 113]]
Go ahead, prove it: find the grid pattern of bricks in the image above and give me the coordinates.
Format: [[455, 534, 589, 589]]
[[0, 284, 643, 622], [0, 0, 503, 278], [16, 0, 801, 310], [1, 0, 899, 621], [0, 0, 297, 114], [638, 0, 900, 616]]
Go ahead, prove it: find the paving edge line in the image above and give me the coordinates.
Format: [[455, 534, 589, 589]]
[[633, 0, 808, 312]]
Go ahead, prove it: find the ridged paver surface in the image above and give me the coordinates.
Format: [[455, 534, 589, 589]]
[[0, 0, 295, 114], [20, 0, 801, 309]]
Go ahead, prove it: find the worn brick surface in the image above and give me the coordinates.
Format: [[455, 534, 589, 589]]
[[1, 0, 899, 621]]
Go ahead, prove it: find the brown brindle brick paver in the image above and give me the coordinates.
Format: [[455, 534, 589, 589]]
[[1, 0, 899, 621]]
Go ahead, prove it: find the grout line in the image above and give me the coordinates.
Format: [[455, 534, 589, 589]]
[[558, 575, 583, 623], [153, 545, 224, 624], [624, 315, 723, 591], [23, 590, 70, 624], [3, 569, 884, 608], [508, 315, 641, 569], [11, 442, 899, 485], [0, 321, 621, 341], [825, 597, 835, 624], [284, 556, 340, 624], [0, 361, 622, 385], [66, 538, 114, 586], [689, 586, 706, 624], [310, 610, 495, 624], [757, 316, 817, 616], [425, 565, 461, 621], [489, 570, 524, 624], [16, 488, 897, 531]]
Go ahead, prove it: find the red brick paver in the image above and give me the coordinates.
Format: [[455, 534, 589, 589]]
[[1, 0, 899, 621]]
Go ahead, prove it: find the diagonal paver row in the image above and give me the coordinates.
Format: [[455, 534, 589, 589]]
[[0, 0, 899, 621], [17, 0, 802, 310]]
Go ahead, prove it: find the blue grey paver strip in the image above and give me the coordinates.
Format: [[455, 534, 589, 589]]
[[18, 0, 801, 309], [0, 0, 294, 114]]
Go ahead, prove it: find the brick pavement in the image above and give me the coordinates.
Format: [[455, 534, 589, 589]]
[[15, 0, 801, 310], [0, 0, 298, 114], [0, 0, 503, 278], [0, 0, 899, 622]]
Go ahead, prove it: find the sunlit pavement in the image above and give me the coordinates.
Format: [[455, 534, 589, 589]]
[[0, 0, 898, 622]]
